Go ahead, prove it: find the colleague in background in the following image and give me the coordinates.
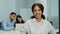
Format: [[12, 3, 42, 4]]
[[16, 15, 25, 23], [14, 15, 25, 27], [2, 12, 16, 31], [20, 3, 56, 34]]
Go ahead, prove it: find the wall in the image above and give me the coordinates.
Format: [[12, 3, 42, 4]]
[[15, 0, 33, 15], [47, 0, 59, 29], [15, 0, 34, 21], [0, 0, 15, 22], [50, 0, 59, 29]]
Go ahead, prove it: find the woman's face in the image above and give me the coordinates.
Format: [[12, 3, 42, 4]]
[[17, 17, 22, 23], [33, 6, 42, 19]]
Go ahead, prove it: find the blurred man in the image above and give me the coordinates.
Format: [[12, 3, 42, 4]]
[[2, 12, 16, 31]]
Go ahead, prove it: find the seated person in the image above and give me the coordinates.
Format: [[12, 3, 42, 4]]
[[14, 15, 25, 27], [2, 12, 16, 31]]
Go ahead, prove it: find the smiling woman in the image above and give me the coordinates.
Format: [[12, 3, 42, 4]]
[[31, 3, 45, 20], [20, 3, 56, 34], [31, 3, 45, 22]]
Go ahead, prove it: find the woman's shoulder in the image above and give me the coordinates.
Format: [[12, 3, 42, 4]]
[[43, 19, 51, 25], [43, 19, 53, 27]]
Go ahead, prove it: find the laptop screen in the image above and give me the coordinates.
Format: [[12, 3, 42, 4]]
[[16, 24, 24, 31]]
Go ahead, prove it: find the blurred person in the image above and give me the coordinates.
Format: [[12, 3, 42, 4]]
[[16, 15, 25, 23], [14, 15, 25, 27], [2, 12, 16, 31]]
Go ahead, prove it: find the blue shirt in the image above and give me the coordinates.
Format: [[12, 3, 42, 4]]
[[2, 18, 15, 31]]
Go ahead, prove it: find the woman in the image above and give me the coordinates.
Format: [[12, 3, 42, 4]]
[[14, 15, 25, 27], [16, 15, 25, 23], [20, 3, 56, 34]]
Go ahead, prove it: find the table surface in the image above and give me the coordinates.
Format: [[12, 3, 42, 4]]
[[0, 29, 59, 34], [0, 30, 20, 34]]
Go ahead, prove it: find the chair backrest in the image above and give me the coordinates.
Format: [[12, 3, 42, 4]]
[[0, 22, 2, 30], [49, 21, 53, 25]]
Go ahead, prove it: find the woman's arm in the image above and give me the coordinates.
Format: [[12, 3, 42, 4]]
[[47, 21, 56, 34]]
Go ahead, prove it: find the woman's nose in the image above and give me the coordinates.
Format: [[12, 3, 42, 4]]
[[36, 10, 39, 13]]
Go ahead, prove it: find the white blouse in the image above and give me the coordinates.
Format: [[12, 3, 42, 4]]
[[20, 18, 56, 34]]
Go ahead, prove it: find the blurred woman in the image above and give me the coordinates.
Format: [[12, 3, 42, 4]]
[[16, 15, 25, 23], [20, 3, 56, 34], [14, 15, 25, 27]]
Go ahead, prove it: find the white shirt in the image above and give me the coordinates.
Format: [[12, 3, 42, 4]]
[[20, 18, 56, 34]]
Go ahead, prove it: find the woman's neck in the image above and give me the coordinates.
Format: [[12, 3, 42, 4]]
[[36, 18, 41, 23]]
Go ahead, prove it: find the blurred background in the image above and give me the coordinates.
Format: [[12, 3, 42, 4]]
[[0, 0, 59, 30]]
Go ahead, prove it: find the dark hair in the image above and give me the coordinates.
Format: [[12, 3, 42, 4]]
[[31, 3, 45, 19], [16, 15, 25, 23], [10, 12, 16, 15], [31, 15, 45, 19]]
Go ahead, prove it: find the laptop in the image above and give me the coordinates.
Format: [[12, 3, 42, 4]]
[[16, 23, 24, 31]]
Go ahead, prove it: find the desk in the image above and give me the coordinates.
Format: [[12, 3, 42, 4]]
[[0, 30, 20, 34]]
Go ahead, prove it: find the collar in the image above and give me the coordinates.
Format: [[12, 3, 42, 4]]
[[33, 18, 44, 23]]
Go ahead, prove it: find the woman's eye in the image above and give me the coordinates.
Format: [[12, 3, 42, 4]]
[[38, 9, 41, 11], [34, 10, 37, 12]]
